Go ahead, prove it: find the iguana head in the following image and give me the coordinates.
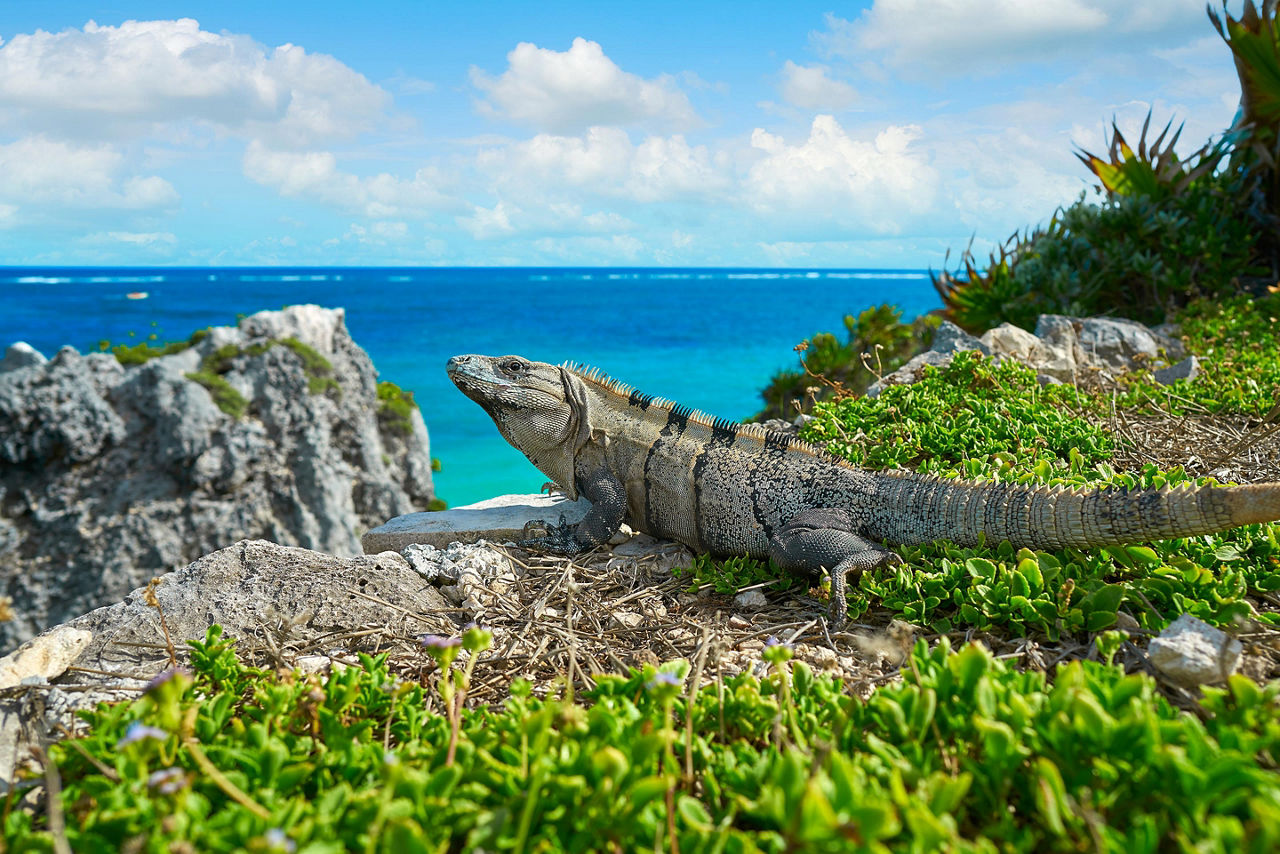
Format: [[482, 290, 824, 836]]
[[447, 354, 592, 498]]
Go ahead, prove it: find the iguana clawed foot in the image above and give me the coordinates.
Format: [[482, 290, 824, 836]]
[[518, 514, 587, 555], [826, 551, 904, 628]]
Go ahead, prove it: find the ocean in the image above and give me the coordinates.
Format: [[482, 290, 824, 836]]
[[0, 267, 940, 506]]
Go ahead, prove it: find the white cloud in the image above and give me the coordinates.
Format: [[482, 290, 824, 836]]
[[0, 18, 388, 146], [457, 199, 634, 240], [476, 126, 730, 203], [242, 141, 455, 217], [470, 38, 698, 133], [0, 136, 178, 209], [819, 0, 1209, 76], [779, 61, 860, 111], [746, 116, 938, 235], [85, 230, 178, 246]]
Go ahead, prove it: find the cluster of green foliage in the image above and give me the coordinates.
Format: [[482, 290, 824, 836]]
[[98, 326, 210, 365], [184, 371, 251, 420], [933, 3, 1280, 332], [100, 319, 344, 418], [800, 351, 1114, 474], [757, 304, 940, 421], [185, 336, 340, 418], [12, 628, 1280, 852], [280, 337, 340, 397], [376, 381, 418, 436]]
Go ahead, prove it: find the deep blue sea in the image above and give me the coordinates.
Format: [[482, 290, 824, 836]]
[[0, 267, 939, 505]]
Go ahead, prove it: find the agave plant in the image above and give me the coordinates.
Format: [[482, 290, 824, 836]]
[[1209, 0, 1280, 271], [1209, 0, 1280, 133], [1075, 115, 1227, 202]]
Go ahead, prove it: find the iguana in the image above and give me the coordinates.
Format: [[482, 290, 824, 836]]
[[448, 353, 1280, 625]]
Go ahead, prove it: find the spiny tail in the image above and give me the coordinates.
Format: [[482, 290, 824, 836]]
[[868, 473, 1280, 550]]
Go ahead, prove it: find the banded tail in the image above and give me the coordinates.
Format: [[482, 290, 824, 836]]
[[868, 474, 1280, 550]]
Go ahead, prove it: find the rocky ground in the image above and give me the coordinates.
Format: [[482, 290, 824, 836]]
[[0, 305, 436, 652]]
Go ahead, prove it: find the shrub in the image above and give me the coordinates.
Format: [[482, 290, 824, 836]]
[[757, 304, 939, 420]]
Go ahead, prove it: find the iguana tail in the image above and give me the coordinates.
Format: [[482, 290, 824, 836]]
[[867, 473, 1280, 550]]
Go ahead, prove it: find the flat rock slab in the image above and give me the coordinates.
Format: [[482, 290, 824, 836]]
[[363, 493, 592, 553]]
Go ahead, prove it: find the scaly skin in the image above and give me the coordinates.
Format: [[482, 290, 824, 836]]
[[448, 353, 1280, 625]]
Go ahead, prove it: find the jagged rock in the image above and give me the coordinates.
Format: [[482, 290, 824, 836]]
[[874, 314, 1194, 392], [363, 494, 591, 553], [931, 320, 990, 356], [734, 589, 769, 609], [1148, 613, 1242, 688], [1154, 355, 1202, 386], [403, 541, 518, 618], [1077, 316, 1160, 371], [0, 306, 436, 652], [0, 539, 454, 788]]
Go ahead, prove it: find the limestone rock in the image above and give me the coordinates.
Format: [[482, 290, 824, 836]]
[[980, 323, 1045, 363], [1148, 614, 1242, 688], [1077, 317, 1159, 370], [0, 625, 92, 690], [0, 306, 436, 652], [931, 320, 990, 356], [363, 493, 592, 553], [734, 589, 769, 609], [0, 342, 45, 373]]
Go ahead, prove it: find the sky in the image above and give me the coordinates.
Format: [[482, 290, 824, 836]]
[[0, 0, 1243, 268]]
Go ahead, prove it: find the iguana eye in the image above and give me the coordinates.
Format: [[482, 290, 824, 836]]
[[500, 358, 527, 374]]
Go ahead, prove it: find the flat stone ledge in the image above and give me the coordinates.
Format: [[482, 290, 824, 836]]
[[362, 493, 592, 553]]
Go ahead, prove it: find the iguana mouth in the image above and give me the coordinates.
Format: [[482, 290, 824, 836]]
[[446, 354, 501, 400]]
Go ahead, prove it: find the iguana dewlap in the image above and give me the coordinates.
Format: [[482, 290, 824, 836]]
[[448, 353, 1280, 624]]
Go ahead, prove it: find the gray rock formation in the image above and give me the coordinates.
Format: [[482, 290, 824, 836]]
[[0, 305, 436, 652], [868, 314, 1198, 396]]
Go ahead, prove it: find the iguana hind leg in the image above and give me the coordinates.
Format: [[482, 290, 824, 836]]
[[768, 508, 904, 627]]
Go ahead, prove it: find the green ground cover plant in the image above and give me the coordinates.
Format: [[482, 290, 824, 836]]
[[10, 628, 1280, 852]]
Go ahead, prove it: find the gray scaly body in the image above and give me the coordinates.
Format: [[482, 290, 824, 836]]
[[448, 354, 1280, 623]]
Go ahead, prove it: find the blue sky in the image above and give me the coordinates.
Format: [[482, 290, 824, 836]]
[[0, 1, 1240, 267]]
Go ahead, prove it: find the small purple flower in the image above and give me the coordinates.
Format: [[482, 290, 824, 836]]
[[764, 636, 793, 650], [263, 828, 296, 853], [147, 767, 188, 794], [646, 671, 682, 692], [116, 721, 168, 748], [144, 667, 192, 692], [418, 634, 462, 650]]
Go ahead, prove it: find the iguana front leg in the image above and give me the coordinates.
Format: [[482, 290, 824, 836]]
[[767, 507, 904, 627], [518, 465, 627, 555]]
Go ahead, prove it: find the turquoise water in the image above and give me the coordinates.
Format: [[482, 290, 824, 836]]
[[0, 267, 940, 505]]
